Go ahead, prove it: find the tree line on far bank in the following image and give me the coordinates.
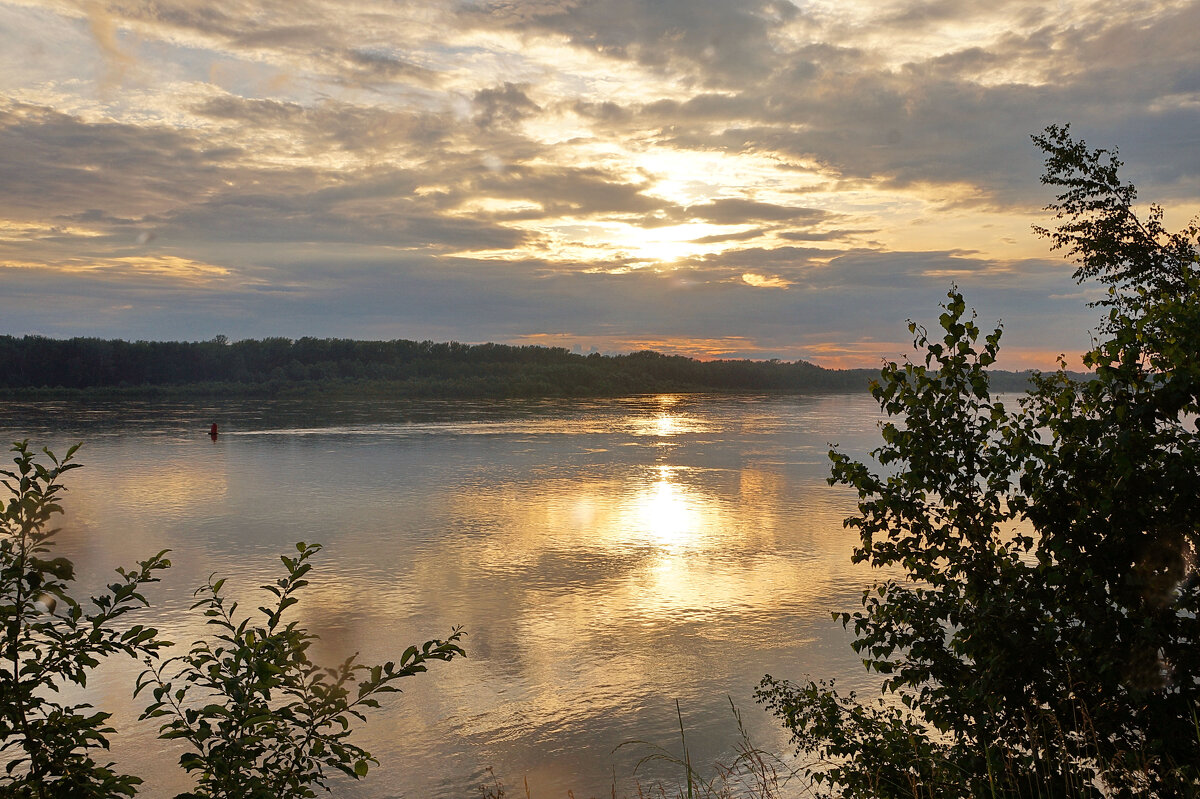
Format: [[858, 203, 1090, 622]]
[[0, 335, 1050, 398]]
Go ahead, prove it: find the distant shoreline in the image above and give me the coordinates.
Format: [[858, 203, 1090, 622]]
[[0, 334, 1075, 399]]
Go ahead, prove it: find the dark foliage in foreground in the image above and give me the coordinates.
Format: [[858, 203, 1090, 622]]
[[758, 126, 1200, 796], [1, 441, 170, 798], [0, 335, 1049, 399], [137, 542, 463, 799], [1, 443, 462, 798]]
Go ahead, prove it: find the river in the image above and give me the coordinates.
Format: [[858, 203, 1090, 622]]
[[1, 392, 887, 798]]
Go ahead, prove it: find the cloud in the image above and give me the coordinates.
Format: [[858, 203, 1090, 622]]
[[473, 82, 541, 129], [0, 100, 230, 219], [467, 164, 666, 217], [0, 0, 1195, 367], [684, 200, 828, 226], [459, 0, 799, 86], [741, 272, 790, 289]]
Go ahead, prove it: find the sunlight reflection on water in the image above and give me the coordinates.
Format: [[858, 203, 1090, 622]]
[[1, 392, 887, 799]]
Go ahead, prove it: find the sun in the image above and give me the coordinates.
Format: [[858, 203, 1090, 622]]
[[564, 217, 767, 268]]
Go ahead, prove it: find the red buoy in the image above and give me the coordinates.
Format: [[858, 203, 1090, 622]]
[[210, 423, 218, 440]]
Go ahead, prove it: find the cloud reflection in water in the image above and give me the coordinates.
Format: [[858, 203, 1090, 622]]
[[8, 393, 886, 799]]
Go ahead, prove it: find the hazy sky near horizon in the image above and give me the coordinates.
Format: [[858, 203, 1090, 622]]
[[2, 0, 1198, 368]]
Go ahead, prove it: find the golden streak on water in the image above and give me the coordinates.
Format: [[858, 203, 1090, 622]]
[[27, 392, 887, 799], [652, 413, 677, 437], [635, 467, 700, 548]]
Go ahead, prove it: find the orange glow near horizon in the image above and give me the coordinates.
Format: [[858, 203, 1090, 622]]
[[507, 332, 1084, 372]]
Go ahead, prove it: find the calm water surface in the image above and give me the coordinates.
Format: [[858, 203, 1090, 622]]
[[1, 393, 887, 798]]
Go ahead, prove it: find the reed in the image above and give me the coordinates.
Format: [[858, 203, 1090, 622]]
[[479, 697, 801, 799], [478, 691, 1198, 799]]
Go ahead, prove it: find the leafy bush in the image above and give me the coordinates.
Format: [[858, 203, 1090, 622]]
[[2, 442, 464, 798], [759, 126, 1200, 797], [1, 441, 170, 798], [137, 541, 465, 799]]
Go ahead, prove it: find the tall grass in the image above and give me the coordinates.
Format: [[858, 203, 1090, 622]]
[[478, 698, 801, 799], [475, 692, 1199, 798]]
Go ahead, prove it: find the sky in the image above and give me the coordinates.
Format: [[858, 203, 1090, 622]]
[[1, 0, 1198, 369]]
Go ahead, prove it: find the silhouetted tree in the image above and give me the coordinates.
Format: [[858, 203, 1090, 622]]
[[758, 125, 1199, 797]]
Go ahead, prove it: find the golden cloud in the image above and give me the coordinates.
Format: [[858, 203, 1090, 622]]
[[2, 254, 232, 285], [741, 272, 790, 289]]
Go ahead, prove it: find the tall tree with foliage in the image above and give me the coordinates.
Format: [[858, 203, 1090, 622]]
[[1016, 124, 1200, 792], [758, 125, 1199, 798], [1, 441, 170, 798]]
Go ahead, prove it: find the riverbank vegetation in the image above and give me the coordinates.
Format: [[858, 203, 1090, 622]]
[[0, 336, 1051, 400], [758, 127, 1199, 796], [0, 441, 462, 798]]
